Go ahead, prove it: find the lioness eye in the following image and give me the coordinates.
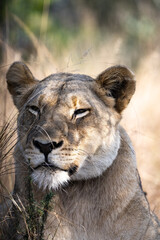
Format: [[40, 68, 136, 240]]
[[28, 105, 40, 116], [74, 109, 90, 119]]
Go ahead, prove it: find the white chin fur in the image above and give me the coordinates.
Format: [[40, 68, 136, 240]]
[[31, 170, 70, 190]]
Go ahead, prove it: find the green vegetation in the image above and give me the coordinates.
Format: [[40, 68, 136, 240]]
[[0, 0, 159, 66]]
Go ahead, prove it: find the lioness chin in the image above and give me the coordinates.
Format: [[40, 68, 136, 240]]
[[1, 62, 160, 240]]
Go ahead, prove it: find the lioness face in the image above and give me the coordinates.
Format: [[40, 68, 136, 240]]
[[6, 63, 135, 190]]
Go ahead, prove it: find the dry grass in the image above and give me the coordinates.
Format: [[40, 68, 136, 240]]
[[122, 50, 160, 217], [0, 115, 17, 204]]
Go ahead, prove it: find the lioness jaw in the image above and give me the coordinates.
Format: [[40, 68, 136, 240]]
[[0, 62, 160, 240]]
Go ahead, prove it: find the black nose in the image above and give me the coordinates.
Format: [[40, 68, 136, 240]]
[[33, 140, 63, 156]]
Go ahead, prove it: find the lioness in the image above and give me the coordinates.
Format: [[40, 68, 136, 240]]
[[1, 62, 160, 239]]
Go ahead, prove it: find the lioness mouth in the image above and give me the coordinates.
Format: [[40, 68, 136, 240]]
[[33, 163, 67, 172], [33, 163, 78, 176]]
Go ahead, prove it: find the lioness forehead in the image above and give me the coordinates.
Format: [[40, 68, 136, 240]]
[[40, 73, 94, 92], [42, 72, 94, 83], [29, 73, 95, 106], [6, 62, 135, 113]]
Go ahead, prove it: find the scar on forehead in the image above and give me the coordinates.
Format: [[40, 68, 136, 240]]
[[39, 95, 45, 106], [72, 96, 77, 107]]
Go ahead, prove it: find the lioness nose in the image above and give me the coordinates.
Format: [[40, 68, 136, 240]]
[[33, 140, 63, 156]]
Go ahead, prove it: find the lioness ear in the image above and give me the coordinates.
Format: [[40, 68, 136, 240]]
[[6, 62, 38, 109], [96, 65, 135, 113]]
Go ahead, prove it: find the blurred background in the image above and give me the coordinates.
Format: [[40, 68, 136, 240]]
[[0, 0, 160, 216]]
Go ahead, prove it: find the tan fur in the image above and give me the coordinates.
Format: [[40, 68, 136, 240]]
[[1, 62, 160, 239]]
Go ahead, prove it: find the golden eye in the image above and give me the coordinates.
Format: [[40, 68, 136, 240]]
[[74, 108, 90, 119], [28, 105, 40, 116]]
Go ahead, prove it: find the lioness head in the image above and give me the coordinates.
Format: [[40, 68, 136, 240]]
[[6, 62, 135, 190]]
